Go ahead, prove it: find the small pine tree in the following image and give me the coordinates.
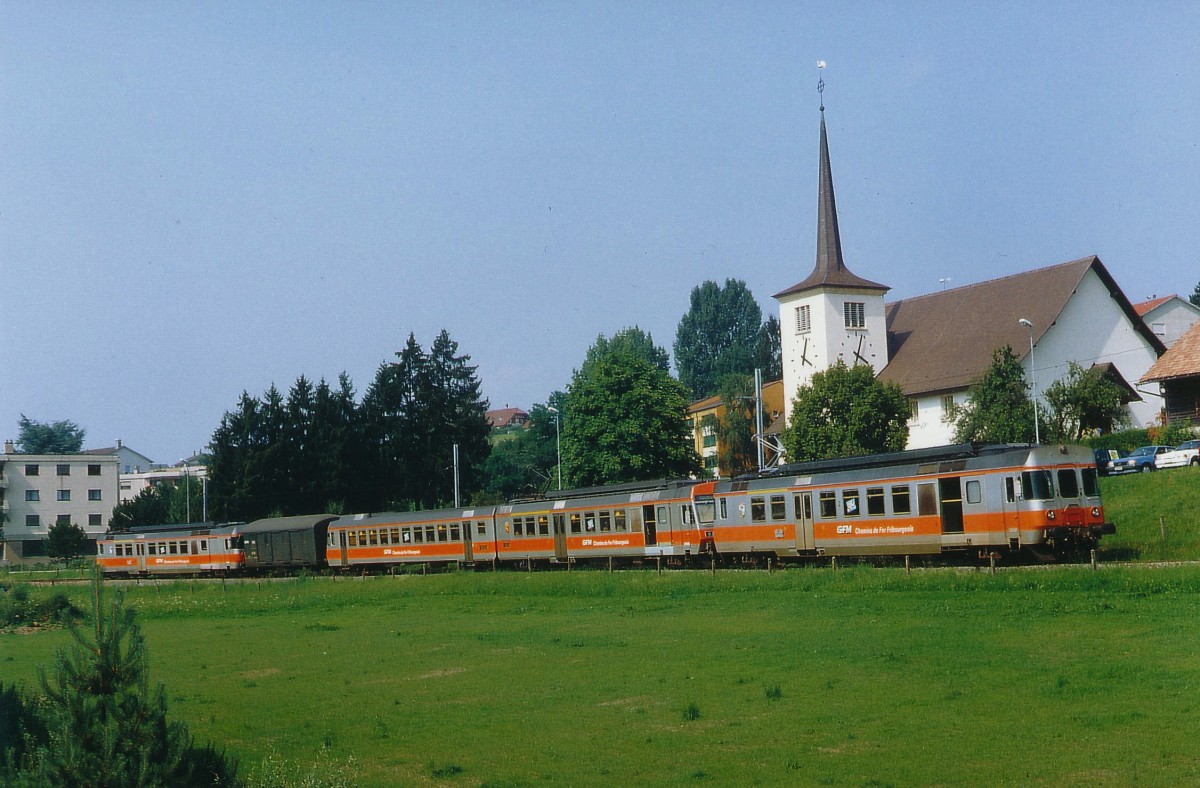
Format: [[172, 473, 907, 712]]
[[15, 572, 237, 786], [45, 520, 90, 561]]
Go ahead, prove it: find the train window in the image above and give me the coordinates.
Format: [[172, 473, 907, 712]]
[[750, 496, 766, 523], [437, 525, 448, 542], [424, 526, 435, 543], [413, 528, 424, 544], [719, 498, 727, 520], [390, 528, 401, 544], [965, 480, 982, 505], [570, 513, 581, 534], [369, 530, 379, 546], [200, 540, 208, 552], [770, 495, 786, 521], [1005, 477, 1016, 503], [585, 512, 596, 532], [450, 524, 461, 541], [403, 529, 412, 543], [348, 531, 358, 547], [514, 518, 524, 536], [842, 490, 860, 517], [867, 488, 886, 516], [527, 517, 537, 536], [168, 542, 178, 555], [539, 515, 549, 535], [477, 522, 487, 536], [1057, 469, 1080, 499], [615, 511, 627, 532], [818, 491, 837, 519], [599, 511, 611, 532], [1021, 471, 1054, 501], [1081, 468, 1099, 497], [917, 483, 938, 516], [681, 506, 694, 525]]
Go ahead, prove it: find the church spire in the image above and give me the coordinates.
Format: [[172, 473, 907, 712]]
[[774, 70, 887, 298]]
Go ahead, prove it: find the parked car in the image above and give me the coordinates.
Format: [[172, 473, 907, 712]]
[[1154, 439, 1200, 469], [1106, 445, 1175, 474], [1093, 448, 1128, 476]]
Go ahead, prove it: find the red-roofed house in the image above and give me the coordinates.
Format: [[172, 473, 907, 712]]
[[1133, 295, 1200, 349], [486, 407, 529, 430]]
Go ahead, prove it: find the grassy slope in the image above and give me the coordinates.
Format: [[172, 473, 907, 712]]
[[1099, 466, 1200, 560], [5, 569, 1200, 786]]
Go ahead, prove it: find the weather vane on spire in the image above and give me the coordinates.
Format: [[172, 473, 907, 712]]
[[817, 60, 826, 112]]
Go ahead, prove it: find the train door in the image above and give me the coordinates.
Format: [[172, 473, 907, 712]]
[[794, 492, 814, 551], [338, 529, 349, 567], [135, 541, 146, 573], [657, 504, 672, 546], [552, 514, 568, 560], [462, 520, 474, 563], [939, 477, 964, 534], [642, 505, 658, 546]]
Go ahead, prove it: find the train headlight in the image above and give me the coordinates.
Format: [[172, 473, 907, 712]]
[[1046, 510, 1056, 521], [1091, 507, 1100, 517]]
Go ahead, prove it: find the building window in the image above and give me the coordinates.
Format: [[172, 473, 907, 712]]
[[909, 400, 919, 423], [795, 304, 811, 334], [844, 302, 865, 329], [89, 514, 103, 527], [88, 464, 102, 476], [25, 464, 39, 476], [57, 464, 71, 476], [25, 489, 40, 502], [1151, 321, 1166, 337], [56, 514, 71, 526], [89, 489, 102, 501], [57, 489, 71, 502], [26, 514, 40, 527]]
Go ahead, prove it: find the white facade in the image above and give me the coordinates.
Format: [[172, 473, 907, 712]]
[[1031, 270, 1163, 431], [1, 452, 120, 562], [1139, 297, 1200, 349], [779, 286, 888, 404], [119, 464, 208, 505]]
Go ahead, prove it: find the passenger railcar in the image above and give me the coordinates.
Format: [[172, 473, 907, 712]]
[[702, 442, 1112, 562], [96, 523, 244, 575]]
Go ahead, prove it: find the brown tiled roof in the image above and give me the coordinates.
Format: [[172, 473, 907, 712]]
[[1134, 295, 1175, 316], [485, 407, 528, 428], [1142, 319, 1200, 382], [877, 256, 1164, 397], [774, 112, 887, 298]]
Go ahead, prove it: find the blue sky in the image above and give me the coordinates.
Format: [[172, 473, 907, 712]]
[[3, 2, 1198, 464]]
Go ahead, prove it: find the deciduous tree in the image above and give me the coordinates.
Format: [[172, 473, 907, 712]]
[[951, 345, 1038, 444], [781, 361, 909, 462], [1043, 362, 1131, 441], [562, 343, 700, 487], [673, 279, 767, 399]]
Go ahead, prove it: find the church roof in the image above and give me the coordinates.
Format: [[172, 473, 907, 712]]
[[1142, 319, 1200, 382], [877, 256, 1165, 397], [774, 111, 888, 299]]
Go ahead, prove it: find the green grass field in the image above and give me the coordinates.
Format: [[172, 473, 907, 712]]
[[5, 567, 1200, 786], [4, 468, 1199, 785], [1099, 467, 1200, 561]]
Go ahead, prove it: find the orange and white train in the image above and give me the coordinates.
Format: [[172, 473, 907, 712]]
[[98, 443, 1115, 576]]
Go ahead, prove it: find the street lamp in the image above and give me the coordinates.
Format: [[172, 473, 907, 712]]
[[1018, 319, 1040, 445], [546, 406, 562, 490]]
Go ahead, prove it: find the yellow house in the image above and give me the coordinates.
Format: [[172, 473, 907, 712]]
[[686, 379, 785, 478]]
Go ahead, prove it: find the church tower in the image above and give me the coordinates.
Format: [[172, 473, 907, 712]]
[[774, 86, 889, 423]]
